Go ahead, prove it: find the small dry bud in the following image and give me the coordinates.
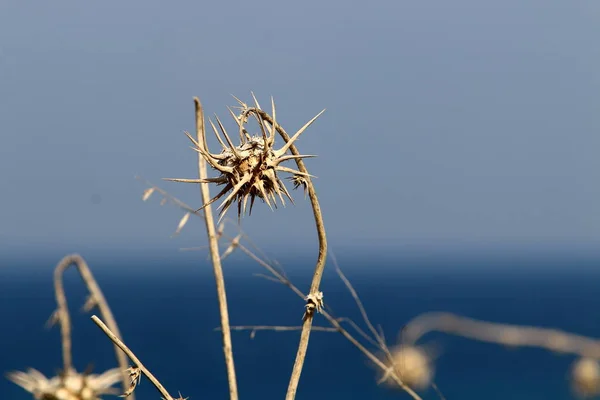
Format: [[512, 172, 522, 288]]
[[303, 291, 324, 320], [571, 358, 600, 398], [288, 174, 309, 197], [383, 346, 433, 391]]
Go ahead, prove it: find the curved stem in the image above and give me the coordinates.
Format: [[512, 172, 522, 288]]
[[403, 312, 600, 358], [53, 254, 132, 399], [243, 108, 328, 400], [252, 109, 328, 293], [194, 97, 239, 400]]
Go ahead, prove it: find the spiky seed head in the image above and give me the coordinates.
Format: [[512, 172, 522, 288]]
[[382, 345, 433, 391], [165, 95, 323, 222], [7, 367, 121, 400], [571, 358, 600, 398]]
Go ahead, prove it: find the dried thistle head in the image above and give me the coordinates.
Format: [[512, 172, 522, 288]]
[[380, 345, 434, 391], [571, 358, 600, 398], [6, 367, 121, 400], [165, 94, 324, 222]]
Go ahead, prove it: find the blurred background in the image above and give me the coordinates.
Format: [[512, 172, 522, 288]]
[[1, 1, 599, 399]]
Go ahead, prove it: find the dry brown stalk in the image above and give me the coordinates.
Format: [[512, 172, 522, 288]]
[[90, 315, 186, 400], [192, 97, 239, 400], [236, 104, 328, 400], [52, 254, 132, 399], [402, 311, 600, 358], [141, 120, 244, 399]]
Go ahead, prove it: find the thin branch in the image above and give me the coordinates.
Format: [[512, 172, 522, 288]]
[[226, 316, 378, 347], [330, 252, 397, 374], [193, 97, 239, 400], [52, 254, 132, 399], [332, 254, 387, 349], [221, 325, 338, 339], [136, 176, 200, 216], [252, 273, 285, 284], [227, 325, 336, 333], [91, 316, 177, 400], [432, 382, 448, 400], [223, 323, 378, 347], [335, 317, 382, 349], [237, 244, 304, 299]]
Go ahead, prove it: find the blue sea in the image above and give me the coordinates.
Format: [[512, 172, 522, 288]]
[[2, 251, 600, 400]]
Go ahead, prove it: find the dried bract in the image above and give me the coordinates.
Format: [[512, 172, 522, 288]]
[[121, 366, 141, 398], [165, 95, 324, 222], [141, 188, 155, 202], [7, 367, 121, 400]]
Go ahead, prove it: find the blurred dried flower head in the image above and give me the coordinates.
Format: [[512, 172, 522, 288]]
[[571, 358, 600, 398], [165, 94, 324, 222], [7, 367, 121, 400], [382, 345, 434, 391]]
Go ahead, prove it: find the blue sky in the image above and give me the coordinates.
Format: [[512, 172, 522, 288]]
[[0, 0, 599, 258]]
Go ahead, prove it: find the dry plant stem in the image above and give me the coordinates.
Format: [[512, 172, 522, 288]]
[[403, 312, 600, 358], [194, 97, 239, 400], [53, 254, 132, 399], [254, 109, 328, 295], [91, 315, 174, 400], [333, 262, 401, 374], [330, 255, 407, 384], [432, 383, 447, 400], [249, 108, 328, 400]]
